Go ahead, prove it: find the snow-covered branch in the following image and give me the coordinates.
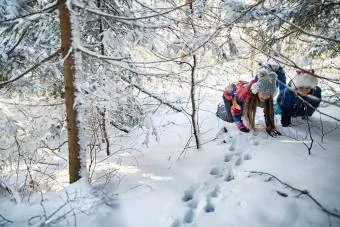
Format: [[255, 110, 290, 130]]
[[271, 12, 340, 43], [0, 50, 61, 89], [0, 1, 58, 24], [72, 0, 188, 22]]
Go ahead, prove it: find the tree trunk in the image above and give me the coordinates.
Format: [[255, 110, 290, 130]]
[[190, 55, 200, 149], [97, 0, 105, 55], [58, 0, 81, 183]]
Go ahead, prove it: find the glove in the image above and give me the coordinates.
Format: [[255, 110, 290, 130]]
[[266, 127, 282, 137], [236, 121, 250, 133]]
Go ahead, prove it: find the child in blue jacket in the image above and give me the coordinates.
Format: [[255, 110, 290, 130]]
[[276, 69, 322, 127]]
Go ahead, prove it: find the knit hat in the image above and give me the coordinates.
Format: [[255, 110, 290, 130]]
[[291, 69, 317, 89], [251, 72, 277, 96], [267, 58, 280, 67], [257, 67, 269, 77]]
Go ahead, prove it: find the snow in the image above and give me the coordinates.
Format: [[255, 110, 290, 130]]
[[1, 0, 340, 226], [112, 104, 340, 227], [1, 91, 340, 227]]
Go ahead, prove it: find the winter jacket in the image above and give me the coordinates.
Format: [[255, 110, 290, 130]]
[[277, 83, 322, 126], [223, 80, 266, 122], [255, 64, 286, 92]]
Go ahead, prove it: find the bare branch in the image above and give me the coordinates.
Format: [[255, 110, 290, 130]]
[[305, 113, 314, 155], [0, 214, 13, 226], [248, 171, 340, 219], [120, 76, 182, 112]]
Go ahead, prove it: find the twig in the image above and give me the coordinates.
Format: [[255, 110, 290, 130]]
[[39, 141, 68, 161], [109, 121, 130, 133], [305, 111, 314, 155], [177, 135, 193, 161], [319, 113, 325, 142], [248, 171, 340, 219], [0, 214, 13, 226], [120, 76, 182, 112]]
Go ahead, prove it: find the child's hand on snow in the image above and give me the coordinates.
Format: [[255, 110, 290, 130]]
[[266, 127, 281, 137]]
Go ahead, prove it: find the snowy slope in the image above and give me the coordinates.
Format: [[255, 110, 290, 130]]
[[1, 96, 340, 227], [114, 103, 340, 227]]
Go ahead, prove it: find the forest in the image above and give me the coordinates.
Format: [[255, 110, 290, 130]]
[[0, 0, 339, 226]]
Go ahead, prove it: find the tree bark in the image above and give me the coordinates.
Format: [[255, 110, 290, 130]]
[[58, 0, 81, 183], [190, 55, 200, 149]]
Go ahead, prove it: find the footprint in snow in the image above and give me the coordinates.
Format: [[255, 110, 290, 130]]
[[244, 153, 252, 160], [182, 185, 197, 202], [209, 166, 224, 177], [187, 199, 198, 209], [183, 209, 195, 223], [228, 140, 236, 151], [235, 156, 243, 166], [204, 196, 215, 213], [171, 219, 181, 227], [224, 167, 235, 182], [250, 139, 259, 146], [209, 185, 220, 198], [224, 153, 233, 162], [224, 172, 235, 182]]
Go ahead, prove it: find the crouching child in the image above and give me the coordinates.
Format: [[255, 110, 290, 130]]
[[276, 69, 322, 127], [222, 71, 281, 137]]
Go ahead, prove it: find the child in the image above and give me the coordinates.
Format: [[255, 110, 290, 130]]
[[222, 70, 281, 136], [276, 69, 322, 127]]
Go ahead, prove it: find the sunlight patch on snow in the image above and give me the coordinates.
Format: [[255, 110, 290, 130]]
[[141, 172, 174, 181], [114, 164, 140, 174], [94, 162, 140, 174], [54, 168, 70, 190], [117, 152, 133, 157], [280, 140, 313, 143]]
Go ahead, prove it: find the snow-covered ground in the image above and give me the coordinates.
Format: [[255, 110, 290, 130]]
[[1, 92, 340, 227]]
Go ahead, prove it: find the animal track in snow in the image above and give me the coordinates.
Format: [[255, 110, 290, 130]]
[[174, 129, 261, 225], [183, 209, 195, 223], [224, 167, 235, 182], [250, 139, 259, 146], [209, 186, 220, 198], [204, 196, 215, 213], [187, 199, 198, 209], [182, 185, 197, 202], [171, 219, 181, 227], [248, 135, 259, 146], [244, 153, 252, 160], [228, 136, 237, 151], [235, 156, 243, 166], [209, 166, 224, 177], [224, 153, 233, 162]]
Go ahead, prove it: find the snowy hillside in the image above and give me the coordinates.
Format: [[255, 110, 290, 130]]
[[1, 92, 340, 227], [1, 0, 340, 226]]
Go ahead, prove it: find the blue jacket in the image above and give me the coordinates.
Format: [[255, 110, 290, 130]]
[[255, 64, 286, 92], [277, 83, 321, 116], [273, 66, 286, 92]]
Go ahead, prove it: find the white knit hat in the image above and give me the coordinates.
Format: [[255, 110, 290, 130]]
[[291, 69, 318, 89], [267, 58, 279, 67]]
